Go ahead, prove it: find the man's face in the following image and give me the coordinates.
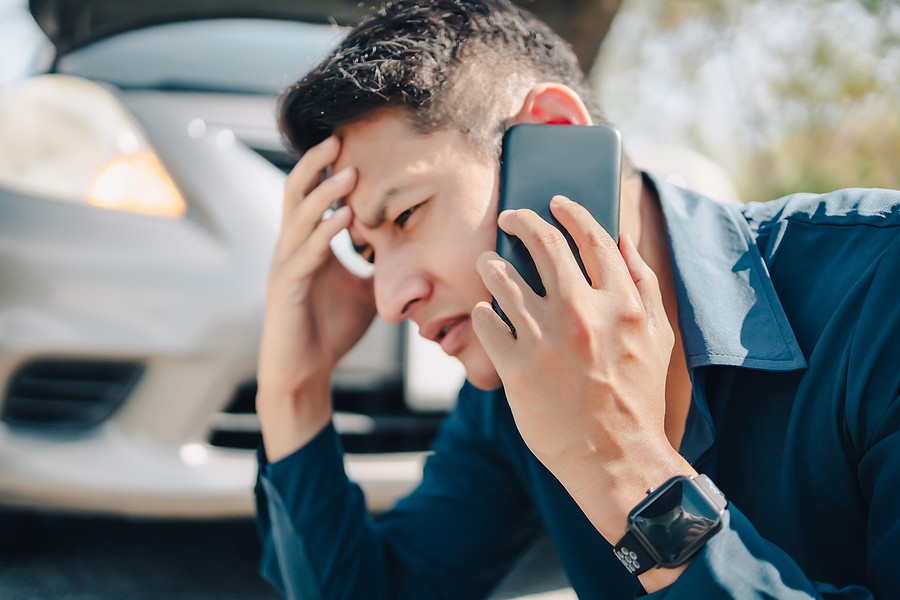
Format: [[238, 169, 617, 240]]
[[334, 110, 503, 390]]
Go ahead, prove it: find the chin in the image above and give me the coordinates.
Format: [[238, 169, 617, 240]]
[[460, 346, 503, 391]]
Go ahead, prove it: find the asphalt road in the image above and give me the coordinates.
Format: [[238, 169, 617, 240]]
[[0, 513, 277, 600], [0, 513, 575, 600]]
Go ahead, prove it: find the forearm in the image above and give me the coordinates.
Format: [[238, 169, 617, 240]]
[[256, 423, 390, 599], [256, 384, 547, 600], [257, 376, 334, 463]]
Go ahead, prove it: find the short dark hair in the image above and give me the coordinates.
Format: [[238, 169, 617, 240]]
[[278, 0, 607, 158]]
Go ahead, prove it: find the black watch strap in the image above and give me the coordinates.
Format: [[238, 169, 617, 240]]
[[613, 531, 655, 576]]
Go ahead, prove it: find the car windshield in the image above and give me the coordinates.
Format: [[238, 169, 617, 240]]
[[56, 18, 344, 95]]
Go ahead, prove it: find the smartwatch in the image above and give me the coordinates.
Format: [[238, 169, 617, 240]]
[[613, 474, 727, 576]]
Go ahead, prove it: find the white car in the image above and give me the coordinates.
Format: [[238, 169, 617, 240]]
[[0, 0, 467, 520], [0, 0, 738, 523]]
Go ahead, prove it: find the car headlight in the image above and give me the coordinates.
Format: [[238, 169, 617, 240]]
[[0, 74, 186, 218]]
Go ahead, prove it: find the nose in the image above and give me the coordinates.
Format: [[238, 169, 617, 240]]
[[373, 247, 431, 323]]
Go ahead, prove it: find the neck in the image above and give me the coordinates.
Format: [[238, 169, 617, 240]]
[[620, 172, 692, 451]]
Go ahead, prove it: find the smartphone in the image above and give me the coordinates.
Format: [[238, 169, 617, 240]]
[[493, 123, 622, 327]]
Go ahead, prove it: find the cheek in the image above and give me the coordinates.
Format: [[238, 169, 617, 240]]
[[458, 193, 500, 272], [456, 165, 500, 252]]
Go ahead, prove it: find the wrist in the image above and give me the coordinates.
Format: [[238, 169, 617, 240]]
[[562, 436, 694, 544], [618, 473, 727, 593], [638, 562, 690, 594], [257, 379, 334, 463]]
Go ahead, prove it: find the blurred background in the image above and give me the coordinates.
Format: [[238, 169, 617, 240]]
[[596, 0, 900, 202], [0, 0, 897, 598]]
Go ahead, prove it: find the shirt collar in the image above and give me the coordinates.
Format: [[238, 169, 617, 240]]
[[645, 172, 807, 372]]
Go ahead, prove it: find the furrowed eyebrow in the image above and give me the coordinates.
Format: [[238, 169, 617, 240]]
[[355, 184, 412, 229]]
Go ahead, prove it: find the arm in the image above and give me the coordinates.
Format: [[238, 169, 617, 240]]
[[255, 382, 541, 599], [256, 135, 376, 462], [255, 136, 539, 598], [473, 197, 900, 597], [645, 506, 876, 599], [472, 196, 695, 592], [651, 233, 900, 599]]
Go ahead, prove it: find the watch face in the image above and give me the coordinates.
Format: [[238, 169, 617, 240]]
[[631, 477, 722, 566]]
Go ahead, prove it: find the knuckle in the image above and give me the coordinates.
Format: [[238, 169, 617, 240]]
[[484, 260, 512, 286], [642, 266, 660, 284], [618, 299, 646, 326], [562, 310, 594, 346], [531, 228, 567, 253], [586, 228, 615, 252]]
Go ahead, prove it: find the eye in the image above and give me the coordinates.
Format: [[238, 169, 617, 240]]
[[394, 202, 423, 229]]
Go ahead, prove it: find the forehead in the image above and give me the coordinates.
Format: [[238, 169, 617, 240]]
[[332, 111, 477, 215]]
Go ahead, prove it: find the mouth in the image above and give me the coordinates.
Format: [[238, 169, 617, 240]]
[[422, 316, 469, 355], [438, 319, 459, 340]]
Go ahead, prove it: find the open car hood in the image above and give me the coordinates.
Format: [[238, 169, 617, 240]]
[[30, 0, 376, 54]]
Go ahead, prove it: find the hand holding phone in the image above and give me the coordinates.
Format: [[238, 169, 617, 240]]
[[493, 123, 622, 327]]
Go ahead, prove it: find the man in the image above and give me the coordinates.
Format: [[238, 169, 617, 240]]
[[254, 1, 900, 598]]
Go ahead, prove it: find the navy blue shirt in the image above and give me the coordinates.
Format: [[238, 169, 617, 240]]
[[256, 174, 900, 599]]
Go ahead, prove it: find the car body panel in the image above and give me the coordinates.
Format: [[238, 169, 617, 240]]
[[1, 13, 449, 517]]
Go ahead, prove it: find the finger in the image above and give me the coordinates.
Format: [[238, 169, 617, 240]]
[[471, 300, 515, 369], [283, 135, 341, 215], [277, 167, 357, 261], [476, 251, 540, 337], [496, 208, 582, 296], [549, 195, 631, 293], [619, 233, 667, 332], [277, 206, 353, 280]]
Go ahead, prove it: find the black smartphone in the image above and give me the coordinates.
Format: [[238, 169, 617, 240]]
[[493, 123, 622, 327]]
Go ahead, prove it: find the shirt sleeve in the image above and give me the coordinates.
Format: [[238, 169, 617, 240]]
[[255, 383, 541, 600], [646, 507, 875, 599], [649, 234, 900, 600]]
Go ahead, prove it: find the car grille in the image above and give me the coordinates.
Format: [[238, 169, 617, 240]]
[[208, 379, 447, 454], [1, 359, 144, 429]]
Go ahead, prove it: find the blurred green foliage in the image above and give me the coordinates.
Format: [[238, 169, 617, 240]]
[[595, 0, 900, 201]]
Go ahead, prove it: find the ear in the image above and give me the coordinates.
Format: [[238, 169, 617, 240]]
[[510, 83, 593, 126]]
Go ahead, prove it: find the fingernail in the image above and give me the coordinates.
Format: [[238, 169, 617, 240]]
[[332, 167, 354, 181], [551, 195, 571, 205]]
